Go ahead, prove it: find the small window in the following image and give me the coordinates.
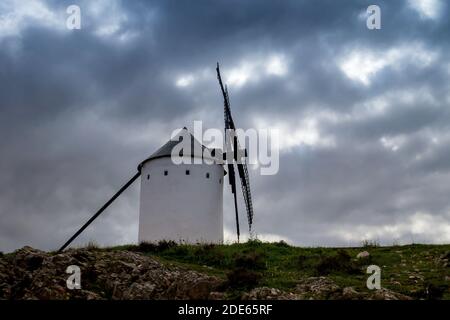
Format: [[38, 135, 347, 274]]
[[147, 174, 150, 180], [206, 173, 210, 179], [219, 178, 222, 184], [164, 170, 168, 176], [186, 170, 190, 175]]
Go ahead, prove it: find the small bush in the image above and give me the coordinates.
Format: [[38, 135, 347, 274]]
[[137, 241, 158, 252], [315, 250, 361, 275], [194, 244, 226, 267], [85, 241, 100, 251], [297, 254, 307, 268], [170, 245, 189, 257], [82, 265, 98, 283], [234, 251, 266, 270], [137, 240, 178, 253], [274, 240, 290, 248], [226, 268, 262, 289], [413, 281, 449, 300], [361, 239, 380, 248], [194, 244, 217, 255], [246, 238, 263, 247], [225, 249, 266, 289], [297, 253, 321, 270], [425, 283, 448, 300], [157, 240, 177, 251], [25, 255, 44, 270]]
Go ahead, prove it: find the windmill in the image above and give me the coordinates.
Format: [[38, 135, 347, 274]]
[[216, 63, 254, 242], [57, 64, 255, 252]]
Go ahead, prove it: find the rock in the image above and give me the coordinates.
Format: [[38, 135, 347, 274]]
[[369, 288, 412, 300], [241, 281, 412, 301], [342, 287, 362, 299], [183, 277, 224, 299], [295, 277, 341, 299], [294, 277, 412, 300], [338, 286, 412, 300], [440, 251, 450, 260], [0, 246, 225, 300], [13, 246, 46, 271], [122, 282, 156, 299], [241, 287, 301, 300], [356, 251, 370, 259], [440, 252, 450, 267], [209, 291, 225, 300]]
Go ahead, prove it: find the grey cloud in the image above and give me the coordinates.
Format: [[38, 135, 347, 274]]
[[1, 0, 450, 251]]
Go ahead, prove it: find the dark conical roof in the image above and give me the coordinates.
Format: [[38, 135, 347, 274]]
[[137, 127, 220, 171]]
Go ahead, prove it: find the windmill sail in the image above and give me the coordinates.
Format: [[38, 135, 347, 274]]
[[223, 90, 241, 242], [216, 63, 255, 238]]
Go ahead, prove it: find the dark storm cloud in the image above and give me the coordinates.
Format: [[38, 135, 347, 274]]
[[1, 0, 450, 251]]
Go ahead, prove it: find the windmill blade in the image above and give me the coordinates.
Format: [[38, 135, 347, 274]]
[[228, 124, 254, 232], [225, 87, 254, 231], [227, 162, 240, 242], [225, 123, 241, 241], [216, 63, 255, 234], [237, 162, 254, 231], [217, 63, 240, 241], [58, 172, 141, 252]]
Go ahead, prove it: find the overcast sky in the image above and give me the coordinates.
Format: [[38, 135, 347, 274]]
[[1, 0, 450, 252]]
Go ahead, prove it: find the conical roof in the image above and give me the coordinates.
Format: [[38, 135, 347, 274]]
[[138, 127, 221, 171]]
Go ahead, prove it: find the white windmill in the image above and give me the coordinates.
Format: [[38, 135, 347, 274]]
[[58, 64, 254, 250], [137, 128, 224, 244]]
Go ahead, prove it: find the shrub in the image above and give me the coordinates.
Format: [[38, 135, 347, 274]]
[[137, 240, 178, 253], [156, 240, 177, 251], [297, 254, 307, 268], [226, 268, 262, 289], [194, 244, 217, 255], [225, 249, 266, 289], [425, 282, 448, 300], [82, 265, 98, 283], [246, 238, 263, 247], [137, 241, 158, 252], [297, 253, 321, 270], [274, 240, 290, 248], [414, 281, 449, 300], [85, 241, 100, 251], [315, 250, 361, 275], [234, 251, 266, 270], [170, 245, 189, 257], [361, 239, 380, 248], [25, 255, 44, 270], [193, 244, 226, 267]]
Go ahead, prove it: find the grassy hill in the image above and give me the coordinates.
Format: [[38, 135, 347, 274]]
[[110, 240, 450, 299], [1, 241, 448, 299]]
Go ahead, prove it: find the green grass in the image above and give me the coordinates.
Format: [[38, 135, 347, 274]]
[[105, 241, 450, 299]]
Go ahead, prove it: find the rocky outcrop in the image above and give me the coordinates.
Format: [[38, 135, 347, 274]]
[[0, 247, 414, 300], [242, 287, 301, 300], [295, 276, 341, 299], [440, 252, 450, 268], [296, 277, 411, 300], [242, 277, 412, 300], [356, 251, 370, 259], [0, 246, 224, 300]]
